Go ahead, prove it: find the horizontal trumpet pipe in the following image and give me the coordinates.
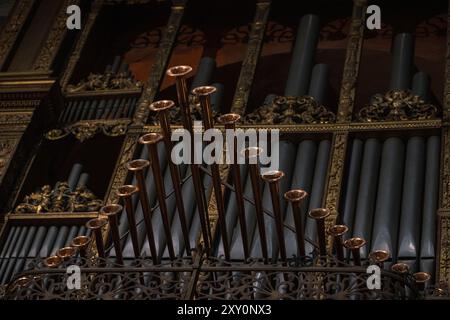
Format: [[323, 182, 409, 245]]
[[86, 218, 108, 259], [150, 100, 192, 255], [344, 237, 366, 266], [116, 185, 141, 258], [71, 236, 91, 259], [284, 190, 308, 257], [139, 133, 176, 260], [100, 204, 124, 265], [167, 66, 211, 252], [328, 225, 348, 263], [193, 86, 229, 260], [127, 160, 159, 265], [308, 208, 331, 256], [244, 147, 268, 263], [261, 170, 287, 263]]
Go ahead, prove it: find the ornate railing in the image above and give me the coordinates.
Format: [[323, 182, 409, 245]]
[[1, 250, 431, 300]]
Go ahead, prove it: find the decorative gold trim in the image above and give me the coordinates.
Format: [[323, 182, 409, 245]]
[[45, 120, 130, 142], [66, 72, 143, 93], [357, 90, 438, 122], [324, 132, 348, 250], [33, 0, 81, 71], [0, 138, 18, 184], [337, 0, 367, 122], [438, 127, 450, 282], [443, 0, 450, 121], [14, 182, 103, 214], [230, 1, 270, 115], [133, 3, 186, 125], [6, 212, 99, 222], [105, 134, 141, 204], [0, 0, 36, 68], [244, 95, 336, 125], [60, 0, 104, 89]]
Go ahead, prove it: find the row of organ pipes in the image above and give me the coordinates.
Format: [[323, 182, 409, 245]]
[[59, 56, 140, 124], [0, 164, 91, 284], [1, 15, 438, 291]]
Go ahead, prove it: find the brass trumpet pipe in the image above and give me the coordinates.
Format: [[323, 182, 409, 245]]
[[413, 272, 431, 291], [219, 113, 249, 260], [150, 100, 192, 255], [368, 250, 389, 269], [284, 190, 308, 257], [71, 236, 91, 259], [100, 204, 124, 265], [140, 133, 176, 260], [261, 171, 287, 263], [167, 66, 211, 252], [117, 185, 140, 258], [328, 225, 348, 263], [308, 208, 331, 256], [193, 86, 230, 260], [344, 237, 366, 266], [86, 218, 108, 259], [127, 160, 159, 265], [244, 147, 268, 263]]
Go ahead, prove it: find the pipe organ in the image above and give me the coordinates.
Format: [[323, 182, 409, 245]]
[[0, 0, 449, 300]]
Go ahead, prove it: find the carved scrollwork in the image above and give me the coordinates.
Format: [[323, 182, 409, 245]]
[[66, 72, 143, 93], [0, 139, 15, 180], [244, 95, 336, 125], [14, 182, 103, 214], [45, 121, 129, 142], [357, 90, 438, 122]]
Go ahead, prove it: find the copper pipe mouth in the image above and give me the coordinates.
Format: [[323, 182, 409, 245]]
[[86, 217, 108, 230], [100, 204, 123, 217], [44, 255, 63, 268], [71, 236, 91, 248], [218, 113, 241, 125], [368, 250, 390, 263], [150, 100, 175, 112], [343, 237, 366, 249], [241, 146, 263, 159], [166, 65, 192, 77], [308, 208, 331, 220], [391, 263, 410, 274], [284, 189, 308, 202], [261, 170, 285, 183], [413, 272, 431, 283], [192, 85, 217, 96], [57, 247, 77, 260], [117, 185, 139, 197], [126, 159, 150, 171], [139, 133, 164, 145], [327, 225, 348, 237]]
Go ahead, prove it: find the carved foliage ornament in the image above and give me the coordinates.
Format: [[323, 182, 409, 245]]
[[66, 72, 143, 93], [45, 121, 129, 142], [0, 140, 15, 179], [244, 95, 336, 125], [14, 182, 103, 214], [357, 90, 438, 122]]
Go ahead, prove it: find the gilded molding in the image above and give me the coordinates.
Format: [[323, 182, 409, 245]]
[[230, 1, 270, 115], [357, 90, 438, 122], [60, 0, 104, 89], [324, 132, 348, 250], [0, 0, 36, 68], [244, 95, 336, 125], [133, 3, 185, 125], [33, 0, 81, 71], [105, 134, 140, 204], [45, 120, 130, 142], [0, 112, 33, 125], [337, 0, 366, 122], [0, 138, 18, 184], [66, 72, 142, 93], [14, 182, 103, 214], [443, 0, 450, 121], [438, 128, 450, 282]]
